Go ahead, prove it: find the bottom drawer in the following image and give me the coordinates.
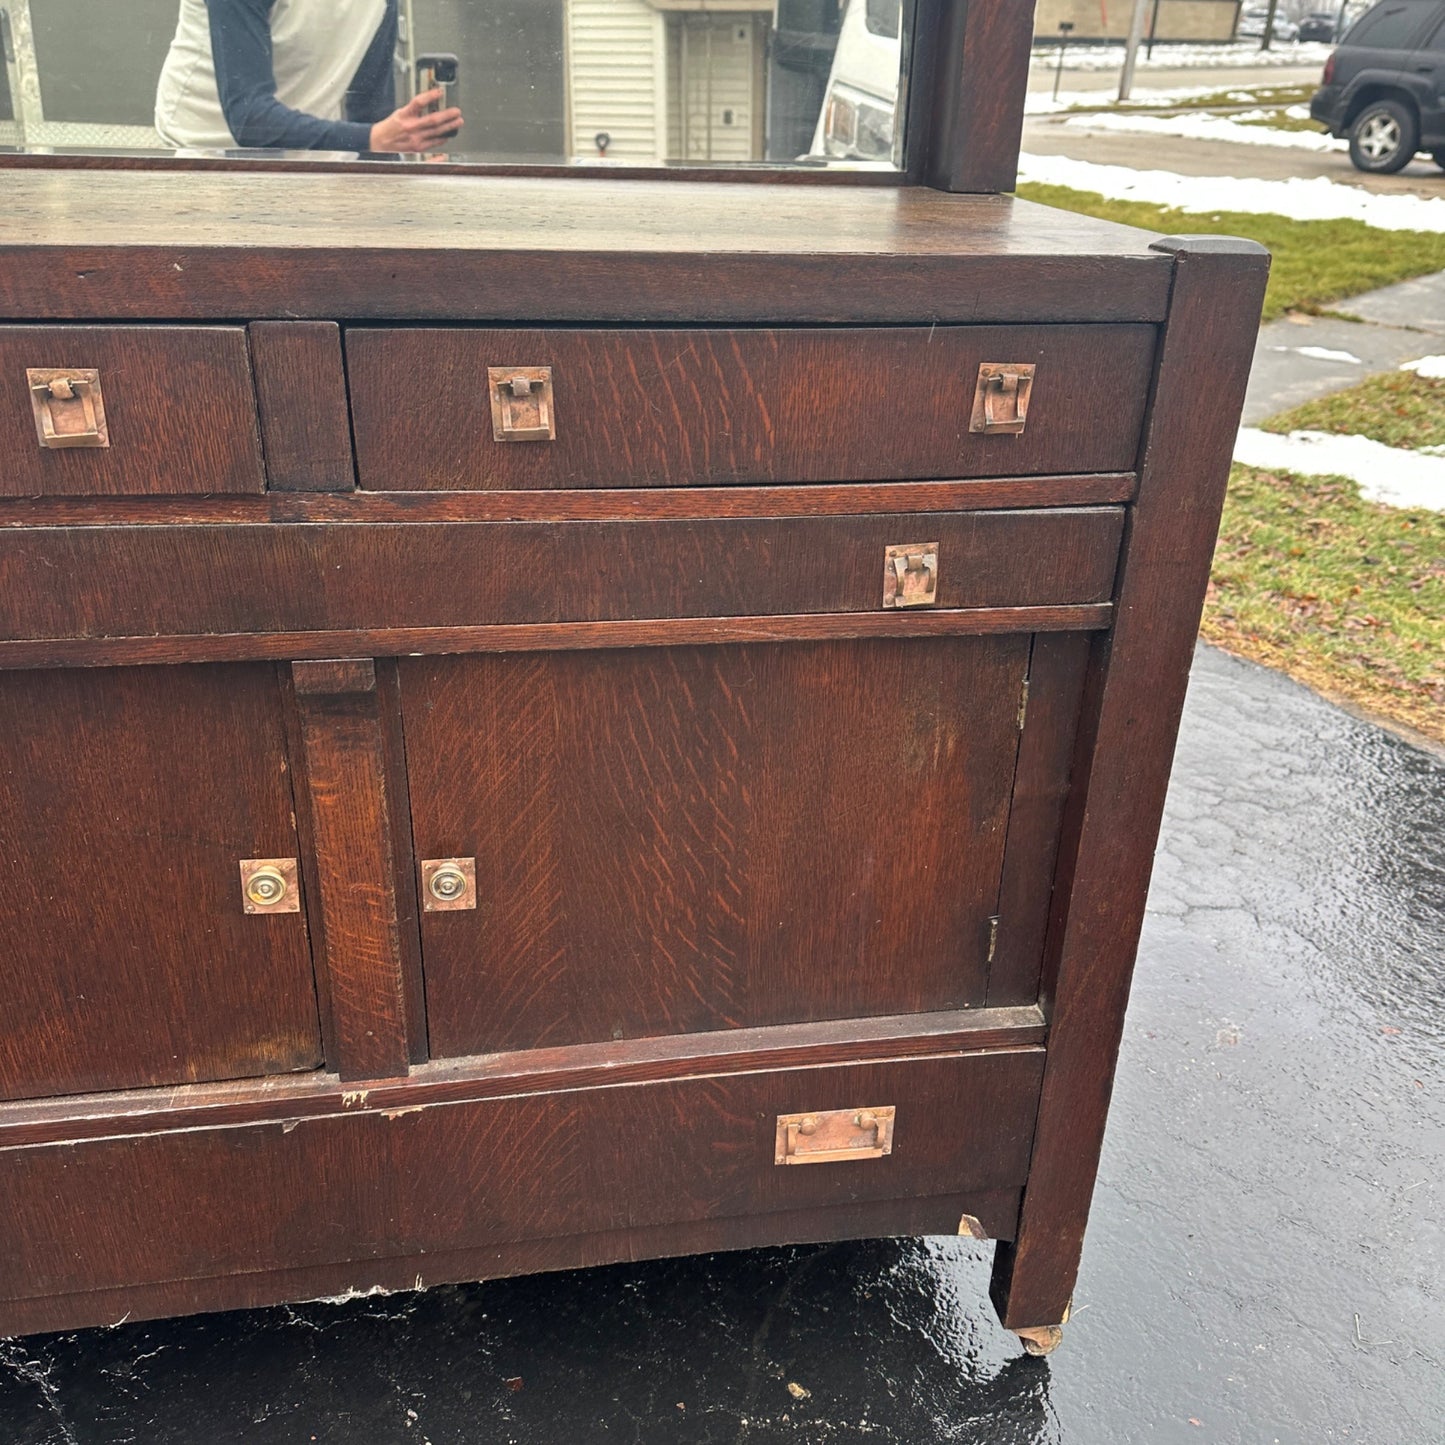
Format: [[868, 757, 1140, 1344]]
[[0, 1047, 1044, 1321]]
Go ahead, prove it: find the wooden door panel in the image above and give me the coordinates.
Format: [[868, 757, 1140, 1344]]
[[0, 665, 322, 1100], [403, 636, 1029, 1056]]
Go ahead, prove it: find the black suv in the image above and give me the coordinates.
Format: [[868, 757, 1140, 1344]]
[[1310, 0, 1445, 172]]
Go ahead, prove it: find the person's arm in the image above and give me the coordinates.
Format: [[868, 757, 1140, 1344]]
[[345, 0, 398, 128], [207, 0, 374, 151]]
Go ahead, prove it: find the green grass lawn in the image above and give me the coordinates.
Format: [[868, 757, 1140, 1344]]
[[1016, 183, 1445, 322], [1262, 371, 1445, 450], [1203, 465, 1445, 744]]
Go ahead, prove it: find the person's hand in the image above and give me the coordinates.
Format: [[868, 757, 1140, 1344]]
[[369, 89, 463, 153]]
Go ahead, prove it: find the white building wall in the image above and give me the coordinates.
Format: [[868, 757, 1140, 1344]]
[[567, 0, 665, 160]]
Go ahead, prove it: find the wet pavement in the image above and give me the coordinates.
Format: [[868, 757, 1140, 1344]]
[[2, 643, 1442, 1444]]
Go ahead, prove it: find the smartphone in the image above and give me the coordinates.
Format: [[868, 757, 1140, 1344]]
[[415, 53, 460, 141]]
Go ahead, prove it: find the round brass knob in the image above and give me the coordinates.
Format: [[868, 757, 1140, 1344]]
[[245, 866, 288, 908], [797, 1116, 818, 1136], [855, 1111, 878, 1132], [428, 866, 468, 903]]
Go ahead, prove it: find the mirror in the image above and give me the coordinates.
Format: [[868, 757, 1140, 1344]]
[[0, 0, 910, 169]]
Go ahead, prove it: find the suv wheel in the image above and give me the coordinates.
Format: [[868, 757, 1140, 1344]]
[[1348, 99, 1418, 174]]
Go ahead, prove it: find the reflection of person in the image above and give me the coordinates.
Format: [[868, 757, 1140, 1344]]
[[155, 0, 463, 153]]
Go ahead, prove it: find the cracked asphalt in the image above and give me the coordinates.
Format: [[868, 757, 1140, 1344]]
[[2, 644, 1442, 1443]]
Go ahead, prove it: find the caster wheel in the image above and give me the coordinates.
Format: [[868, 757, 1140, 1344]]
[[1015, 1323, 1064, 1356]]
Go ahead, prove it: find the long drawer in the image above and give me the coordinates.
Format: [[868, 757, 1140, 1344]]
[[346, 325, 1156, 490], [0, 508, 1123, 645], [0, 1049, 1045, 1312]]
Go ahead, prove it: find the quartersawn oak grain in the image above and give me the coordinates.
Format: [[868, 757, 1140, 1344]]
[[347, 325, 1155, 490], [0, 664, 322, 1100], [403, 637, 1030, 1054], [0, 325, 265, 497]]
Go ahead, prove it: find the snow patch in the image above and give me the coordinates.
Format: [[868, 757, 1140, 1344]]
[[1271, 345, 1363, 364], [1016, 153, 1445, 232], [1061, 109, 1342, 152], [1030, 41, 1335, 71], [1400, 354, 1445, 380], [1234, 428, 1445, 512]]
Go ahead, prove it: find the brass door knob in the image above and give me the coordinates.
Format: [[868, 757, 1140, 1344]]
[[429, 866, 468, 902]]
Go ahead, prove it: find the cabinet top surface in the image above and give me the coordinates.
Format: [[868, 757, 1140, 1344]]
[[0, 171, 1175, 324], [1, 171, 1162, 261]]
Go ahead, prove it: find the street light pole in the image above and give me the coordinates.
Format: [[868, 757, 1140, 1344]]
[[1119, 0, 1150, 102]]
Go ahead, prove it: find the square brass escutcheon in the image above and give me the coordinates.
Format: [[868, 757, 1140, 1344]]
[[488, 366, 555, 442], [27, 367, 109, 450], [882, 542, 939, 609]]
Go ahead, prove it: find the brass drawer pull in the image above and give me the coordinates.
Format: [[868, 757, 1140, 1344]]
[[775, 1105, 896, 1164], [421, 857, 477, 910], [882, 542, 939, 609], [27, 368, 110, 449], [970, 362, 1035, 435], [239, 858, 300, 914], [488, 366, 555, 442]]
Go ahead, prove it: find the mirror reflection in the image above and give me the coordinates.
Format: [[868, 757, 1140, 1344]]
[[0, 0, 908, 168]]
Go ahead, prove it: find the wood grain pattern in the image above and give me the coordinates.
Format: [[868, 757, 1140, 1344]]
[[347, 326, 1155, 489], [0, 510, 1124, 645], [0, 326, 264, 497], [0, 1005, 1047, 1149], [0, 606, 1114, 673], [990, 237, 1271, 1330], [0, 474, 1138, 527], [403, 637, 1030, 1054], [919, 0, 1034, 193], [0, 175, 1173, 324], [0, 1189, 1023, 1338], [248, 322, 356, 492], [986, 632, 1093, 1006], [0, 1049, 1045, 1310], [0, 664, 322, 1100], [292, 659, 413, 1082]]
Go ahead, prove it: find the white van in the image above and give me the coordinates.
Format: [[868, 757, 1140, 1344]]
[[810, 0, 903, 164]]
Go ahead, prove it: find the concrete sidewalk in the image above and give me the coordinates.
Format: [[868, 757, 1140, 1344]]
[[1243, 270, 1445, 423]]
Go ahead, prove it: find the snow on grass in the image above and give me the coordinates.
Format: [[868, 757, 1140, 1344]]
[[1023, 83, 1241, 116], [1061, 109, 1342, 151], [1030, 41, 1335, 71], [1015, 153, 1445, 231], [1400, 355, 1445, 380], [1234, 428, 1445, 511]]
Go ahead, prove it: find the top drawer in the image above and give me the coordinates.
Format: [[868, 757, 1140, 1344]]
[[0, 327, 265, 498], [346, 325, 1155, 491]]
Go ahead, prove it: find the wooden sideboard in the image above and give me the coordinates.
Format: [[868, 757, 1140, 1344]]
[[0, 2, 1267, 1355]]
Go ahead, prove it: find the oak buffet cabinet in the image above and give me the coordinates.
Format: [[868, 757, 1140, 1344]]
[[0, 0, 1266, 1355]]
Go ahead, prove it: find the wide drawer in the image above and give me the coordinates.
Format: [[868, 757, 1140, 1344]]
[[346, 325, 1156, 490], [0, 1048, 1044, 1308], [0, 326, 265, 498], [0, 508, 1124, 646]]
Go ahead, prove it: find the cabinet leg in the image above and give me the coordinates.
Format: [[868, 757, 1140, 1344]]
[[990, 1240, 1071, 1356]]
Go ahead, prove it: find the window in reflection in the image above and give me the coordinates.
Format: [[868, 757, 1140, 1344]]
[[0, 0, 907, 167]]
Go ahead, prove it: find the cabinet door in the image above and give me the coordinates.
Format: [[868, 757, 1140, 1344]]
[[402, 635, 1031, 1057], [0, 665, 322, 1101]]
